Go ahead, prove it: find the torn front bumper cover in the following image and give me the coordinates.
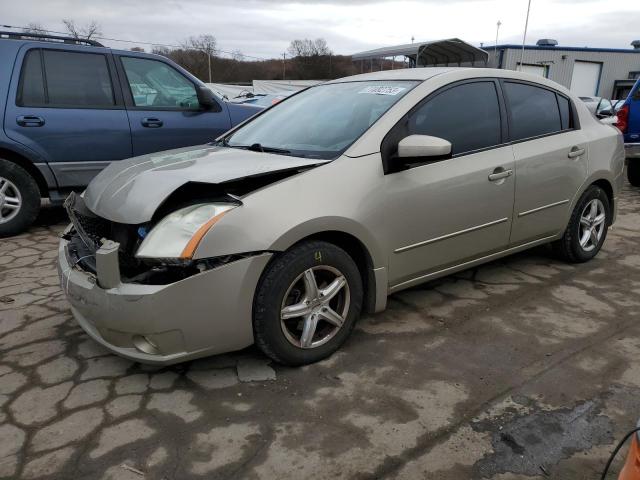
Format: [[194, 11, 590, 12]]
[[58, 235, 272, 365]]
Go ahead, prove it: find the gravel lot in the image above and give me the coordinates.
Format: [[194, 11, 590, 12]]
[[1, 183, 640, 480]]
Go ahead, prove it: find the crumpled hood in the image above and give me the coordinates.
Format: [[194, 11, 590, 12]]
[[84, 144, 328, 224]]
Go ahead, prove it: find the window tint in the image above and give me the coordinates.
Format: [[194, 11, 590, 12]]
[[557, 94, 571, 130], [504, 82, 562, 140], [406, 82, 502, 155], [17, 50, 45, 105], [120, 57, 198, 109], [41, 50, 115, 107]]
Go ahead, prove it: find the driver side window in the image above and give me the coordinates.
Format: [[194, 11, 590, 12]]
[[120, 57, 198, 109]]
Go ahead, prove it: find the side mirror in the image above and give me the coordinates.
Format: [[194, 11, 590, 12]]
[[196, 86, 218, 110], [397, 135, 452, 159]]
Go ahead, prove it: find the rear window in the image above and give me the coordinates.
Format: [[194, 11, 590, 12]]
[[17, 49, 115, 108], [504, 82, 562, 141]]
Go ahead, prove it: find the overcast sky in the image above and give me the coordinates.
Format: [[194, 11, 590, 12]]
[[5, 0, 640, 59]]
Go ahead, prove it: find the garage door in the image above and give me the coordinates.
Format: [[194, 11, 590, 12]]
[[518, 64, 547, 77], [570, 61, 601, 96]]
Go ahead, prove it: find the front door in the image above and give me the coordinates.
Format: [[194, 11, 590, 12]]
[[5, 46, 132, 188], [501, 81, 589, 245], [116, 55, 232, 156], [384, 80, 516, 287]]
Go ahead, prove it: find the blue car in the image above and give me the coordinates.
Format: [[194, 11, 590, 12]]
[[617, 78, 640, 186], [0, 31, 261, 236]]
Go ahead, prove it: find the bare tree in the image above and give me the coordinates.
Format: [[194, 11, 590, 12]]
[[62, 19, 102, 40], [22, 23, 45, 35], [287, 38, 332, 79], [186, 34, 217, 55], [231, 49, 245, 62], [151, 46, 171, 57], [184, 34, 218, 83], [288, 38, 331, 58]]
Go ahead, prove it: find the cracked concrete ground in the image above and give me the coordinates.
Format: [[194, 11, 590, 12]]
[[1, 183, 640, 479]]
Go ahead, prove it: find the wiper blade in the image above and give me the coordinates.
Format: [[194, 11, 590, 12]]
[[247, 143, 291, 154], [228, 143, 292, 154]]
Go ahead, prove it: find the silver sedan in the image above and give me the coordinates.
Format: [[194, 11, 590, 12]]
[[59, 68, 625, 366]]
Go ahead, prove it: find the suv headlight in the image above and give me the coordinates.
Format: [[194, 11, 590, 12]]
[[136, 203, 237, 259]]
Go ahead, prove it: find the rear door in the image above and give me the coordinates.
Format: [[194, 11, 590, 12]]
[[4, 45, 132, 188], [503, 81, 588, 245], [115, 55, 231, 156]]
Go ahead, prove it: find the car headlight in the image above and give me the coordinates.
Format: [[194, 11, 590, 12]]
[[136, 203, 237, 259]]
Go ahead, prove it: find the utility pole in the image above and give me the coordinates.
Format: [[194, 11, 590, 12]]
[[282, 52, 286, 80], [495, 20, 502, 65], [519, 0, 532, 71], [207, 50, 212, 83]]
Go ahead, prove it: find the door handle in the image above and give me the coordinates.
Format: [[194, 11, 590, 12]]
[[568, 147, 585, 158], [16, 115, 45, 127], [488, 169, 513, 182], [141, 117, 163, 128]]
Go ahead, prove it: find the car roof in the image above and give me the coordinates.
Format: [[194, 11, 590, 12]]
[[326, 67, 575, 96], [326, 67, 460, 83]]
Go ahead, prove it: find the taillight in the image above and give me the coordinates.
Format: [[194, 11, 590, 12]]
[[615, 104, 629, 133]]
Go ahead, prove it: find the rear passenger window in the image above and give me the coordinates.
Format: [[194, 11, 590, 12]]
[[17, 49, 115, 108], [504, 82, 562, 141], [43, 51, 115, 107], [557, 94, 571, 130], [406, 82, 502, 155], [17, 50, 45, 106]]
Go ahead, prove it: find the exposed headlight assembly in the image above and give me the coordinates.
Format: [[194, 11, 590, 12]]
[[136, 203, 237, 259]]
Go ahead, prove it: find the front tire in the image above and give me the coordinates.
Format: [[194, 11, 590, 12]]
[[628, 161, 640, 187], [253, 240, 363, 366], [553, 185, 610, 263], [0, 159, 40, 237]]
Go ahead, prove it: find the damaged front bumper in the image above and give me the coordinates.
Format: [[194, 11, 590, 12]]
[[58, 234, 272, 365]]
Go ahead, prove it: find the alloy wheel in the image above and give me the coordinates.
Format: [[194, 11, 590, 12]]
[[0, 177, 22, 224], [280, 265, 350, 349], [578, 198, 606, 252]]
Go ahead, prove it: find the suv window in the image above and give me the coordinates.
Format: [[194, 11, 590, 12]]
[[17, 49, 115, 107], [405, 81, 502, 155], [120, 57, 199, 109], [503, 82, 562, 141]]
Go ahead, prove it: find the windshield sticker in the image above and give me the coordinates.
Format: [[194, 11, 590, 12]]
[[358, 86, 406, 96]]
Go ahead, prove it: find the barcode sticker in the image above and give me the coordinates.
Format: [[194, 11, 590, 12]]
[[358, 86, 406, 96]]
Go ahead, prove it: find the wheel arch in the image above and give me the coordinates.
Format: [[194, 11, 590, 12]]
[[291, 231, 379, 314], [262, 223, 385, 314], [0, 147, 49, 197], [590, 178, 614, 224]]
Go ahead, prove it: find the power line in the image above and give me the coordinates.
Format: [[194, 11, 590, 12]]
[[2, 24, 270, 61]]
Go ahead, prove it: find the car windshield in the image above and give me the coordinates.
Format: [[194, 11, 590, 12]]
[[223, 81, 419, 159]]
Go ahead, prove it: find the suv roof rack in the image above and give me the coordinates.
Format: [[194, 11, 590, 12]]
[[0, 30, 104, 47]]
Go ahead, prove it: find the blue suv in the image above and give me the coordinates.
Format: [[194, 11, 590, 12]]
[[617, 78, 640, 186], [0, 31, 261, 236]]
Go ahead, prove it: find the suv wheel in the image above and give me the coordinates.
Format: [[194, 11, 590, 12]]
[[553, 185, 610, 263], [253, 241, 363, 366], [628, 161, 640, 187], [0, 159, 40, 237]]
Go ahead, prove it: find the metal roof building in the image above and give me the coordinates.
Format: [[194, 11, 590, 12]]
[[485, 41, 640, 99], [352, 38, 489, 69], [352, 38, 640, 100]]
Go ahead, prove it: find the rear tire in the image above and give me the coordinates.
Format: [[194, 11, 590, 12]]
[[552, 185, 610, 263], [0, 159, 40, 237], [628, 161, 640, 187], [253, 241, 363, 366]]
